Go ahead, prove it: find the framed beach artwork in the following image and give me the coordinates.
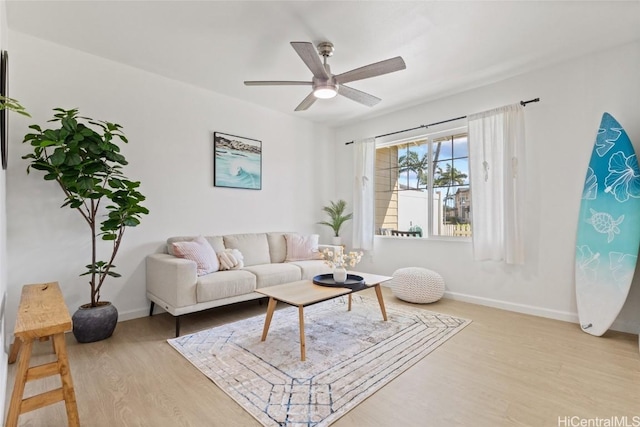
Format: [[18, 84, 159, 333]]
[[213, 132, 262, 190]]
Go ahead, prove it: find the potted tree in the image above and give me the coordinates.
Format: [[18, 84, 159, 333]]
[[318, 199, 353, 245], [22, 108, 149, 343]]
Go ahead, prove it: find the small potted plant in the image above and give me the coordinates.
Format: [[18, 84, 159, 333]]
[[22, 108, 149, 343], [0, 95, 30, 116], [318, 199, 353, 245]]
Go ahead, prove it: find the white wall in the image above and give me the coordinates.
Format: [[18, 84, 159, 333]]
[[336, 41, 640, 334], [4, 32, 335, 338]]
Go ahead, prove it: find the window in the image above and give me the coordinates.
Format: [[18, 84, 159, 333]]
[[375, 130, 471, 238]]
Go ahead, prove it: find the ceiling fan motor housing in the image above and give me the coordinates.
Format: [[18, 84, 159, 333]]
[[313, 75, 338, 99], [317, 41, 335, 57]]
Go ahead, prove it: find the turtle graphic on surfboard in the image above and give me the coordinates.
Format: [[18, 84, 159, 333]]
[[575, 112, 640, 336]]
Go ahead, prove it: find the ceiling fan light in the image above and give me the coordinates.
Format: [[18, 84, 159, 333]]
[[313, 85, 338, 99]]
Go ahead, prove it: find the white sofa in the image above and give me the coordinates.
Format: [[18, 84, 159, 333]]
[[146, 232, 336, 336]]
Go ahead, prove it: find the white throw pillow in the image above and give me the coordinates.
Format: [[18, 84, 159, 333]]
[[171, 236, 219, 276], [284, 234, 323, 261], [217, 249, 245, 271]]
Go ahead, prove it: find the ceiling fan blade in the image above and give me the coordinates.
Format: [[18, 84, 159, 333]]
[[244, 81, 312, 86], [338, 85, 381, 107], [335, 56, 406, 85], [290, 42, 329, 80], [294, 92, 318, 111]]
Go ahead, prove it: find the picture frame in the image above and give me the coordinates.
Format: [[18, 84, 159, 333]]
[[213, 132, 262, 190], [1, 50, 8, 170]]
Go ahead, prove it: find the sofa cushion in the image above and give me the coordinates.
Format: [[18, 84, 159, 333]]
[[196, 270, 256, 303], [171, 236, 219, 276], [266, 232, 289, 263], [284, 233, 323, 261], [167, 235, 225, 255], [287, 260, 333, 280], [205, 236, 226, 253], [242, 263, 302, 289], [223, 233, 271, 267]]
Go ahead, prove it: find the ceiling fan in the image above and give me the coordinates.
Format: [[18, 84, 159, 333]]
[[244, 41, 406, 111]]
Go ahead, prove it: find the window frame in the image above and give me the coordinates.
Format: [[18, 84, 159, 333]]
[[375, 125, 470, 240]]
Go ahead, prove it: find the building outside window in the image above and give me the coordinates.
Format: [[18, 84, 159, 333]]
[[375, 130, 471, 238]]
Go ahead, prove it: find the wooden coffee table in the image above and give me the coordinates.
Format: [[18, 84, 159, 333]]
[[256, 272, 392, 361]]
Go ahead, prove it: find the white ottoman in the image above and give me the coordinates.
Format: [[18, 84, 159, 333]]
[[391, 267, 445, 303]]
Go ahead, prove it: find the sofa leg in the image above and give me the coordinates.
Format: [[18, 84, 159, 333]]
[[149, 301, 155, 317], [175, 316, 181, 337]]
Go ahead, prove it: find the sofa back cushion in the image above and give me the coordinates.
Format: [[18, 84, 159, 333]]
[[266, 232, 291, 264], [223, 233, 270, 267], [167, 236, 225, 255]]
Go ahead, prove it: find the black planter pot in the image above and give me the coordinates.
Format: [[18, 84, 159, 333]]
[[72, 302, 118, 343]]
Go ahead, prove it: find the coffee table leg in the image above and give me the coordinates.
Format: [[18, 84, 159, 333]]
[[261, 297, 278, 341], [298, 305, 306, 361], [348, 294, 352, 311], [373, 284, 388, 321]]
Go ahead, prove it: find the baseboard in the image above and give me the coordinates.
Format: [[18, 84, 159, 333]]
[[117, 307, 154, 322], [442, 291, 638, 335], [117, 290, 638, 336]]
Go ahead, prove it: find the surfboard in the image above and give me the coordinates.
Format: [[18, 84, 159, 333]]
[[575, 112, 640, 336]]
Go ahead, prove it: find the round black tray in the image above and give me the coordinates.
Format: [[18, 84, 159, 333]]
[[313, 273, 364, 288]]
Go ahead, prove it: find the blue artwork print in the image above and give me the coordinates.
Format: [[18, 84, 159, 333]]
[[214, 132, 262, 190], [575, 112, 640, 336]]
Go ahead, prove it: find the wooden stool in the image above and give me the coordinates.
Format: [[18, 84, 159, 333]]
[[6, 282, 80, 427]]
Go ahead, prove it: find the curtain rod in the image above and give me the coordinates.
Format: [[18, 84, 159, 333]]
[[344, 97, 540, 145]]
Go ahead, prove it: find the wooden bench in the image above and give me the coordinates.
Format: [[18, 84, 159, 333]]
[[6, 282, 80, 427]]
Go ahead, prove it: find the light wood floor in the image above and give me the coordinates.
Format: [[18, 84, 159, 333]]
[[5, 287, 640, 426]]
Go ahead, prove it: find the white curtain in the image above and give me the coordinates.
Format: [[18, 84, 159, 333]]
[[468, 104, 525, 264], [352, 138, 376, 251]]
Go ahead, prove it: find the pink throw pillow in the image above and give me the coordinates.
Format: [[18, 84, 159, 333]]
[[285, 234, 323, 262], [171, 236, 219, 276]]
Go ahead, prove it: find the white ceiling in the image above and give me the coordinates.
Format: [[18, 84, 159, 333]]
[[5, 1, 640, 127]]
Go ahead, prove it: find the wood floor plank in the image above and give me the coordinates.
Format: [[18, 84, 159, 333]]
[[5, 288, 639, 426]]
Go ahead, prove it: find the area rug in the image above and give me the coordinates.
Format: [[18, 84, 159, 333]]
[[168, 296, 471, 427]]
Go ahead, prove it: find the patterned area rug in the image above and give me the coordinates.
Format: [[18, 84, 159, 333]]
[[168, 295, 471, 427]]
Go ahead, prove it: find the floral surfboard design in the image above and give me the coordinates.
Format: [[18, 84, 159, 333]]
[[575, 112, 640, 336]]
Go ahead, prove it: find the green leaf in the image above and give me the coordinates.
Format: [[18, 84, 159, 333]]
[[123, 217, 140, 227], [69, 200, 83, 209], [76, 176, 94, 190], [108, 178, 123, 188], [61, 116, 77, 132], [65, 153, 83, 166], [50, 149, 66, 166], [38, 140, 59, 148], [30, 163, 51, 171]]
